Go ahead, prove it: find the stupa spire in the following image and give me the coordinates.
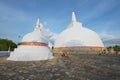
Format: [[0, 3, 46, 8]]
[[34, 16, 41, 31], [72, 11, 77, 22]]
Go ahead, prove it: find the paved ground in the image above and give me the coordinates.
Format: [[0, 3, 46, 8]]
[[0, 54, 120, 80]]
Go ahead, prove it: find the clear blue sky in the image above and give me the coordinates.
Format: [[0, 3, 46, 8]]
[[0, 0, 120, 43]]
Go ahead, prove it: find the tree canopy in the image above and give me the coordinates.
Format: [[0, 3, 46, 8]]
[[0, 38, 17, 51], [113, 45, 120, 52], [107, 45, 120, 53]]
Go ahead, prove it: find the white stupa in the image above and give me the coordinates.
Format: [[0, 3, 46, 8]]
[[8, 17, 53, 61], [54, 12, 104, 48]]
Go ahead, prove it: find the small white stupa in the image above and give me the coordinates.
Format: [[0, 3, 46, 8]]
[[8, 17, 53, 61], [54, 11, 104, 48]]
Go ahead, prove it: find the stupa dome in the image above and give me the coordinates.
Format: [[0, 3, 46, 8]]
[[7, 17, 53, 61], [22, 17, 47, 43], [22, 30, 47, 43], [54, 12, 104, 48]]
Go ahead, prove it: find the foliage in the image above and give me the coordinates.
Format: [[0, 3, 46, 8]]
[[107, 45, 120, 53], [113, 45, 120, 52], [0, 38, 17, 51], [107, 46, 112, 50]]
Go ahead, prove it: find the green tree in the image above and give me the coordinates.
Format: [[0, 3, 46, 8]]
[[113, 45, 120, 54], [107, 46, 112, 50], [0, 38, 17, 51]]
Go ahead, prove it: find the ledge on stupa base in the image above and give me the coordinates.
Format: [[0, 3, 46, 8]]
[[7, 57, 53, 61], [53, 46, 105, 54], [7, 54, 54, 61]]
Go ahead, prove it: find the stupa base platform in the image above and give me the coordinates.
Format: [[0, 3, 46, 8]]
[[7, 46, 53, 61], [53, 47, 104, 54]]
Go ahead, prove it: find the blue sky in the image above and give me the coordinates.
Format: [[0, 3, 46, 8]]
[[0, 0, 120, 43]]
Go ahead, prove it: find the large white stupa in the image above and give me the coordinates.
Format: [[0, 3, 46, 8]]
[[54, 12, 104, 49], [8, 17, 53, 61]]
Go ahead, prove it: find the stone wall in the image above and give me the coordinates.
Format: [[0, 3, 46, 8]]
[[53, 47, 104, 54]]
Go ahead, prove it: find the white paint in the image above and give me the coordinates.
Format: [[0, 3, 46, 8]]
[[7, 46, 53, 61], [8, 17, 53, 61], [55, 12, 104, 47]]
